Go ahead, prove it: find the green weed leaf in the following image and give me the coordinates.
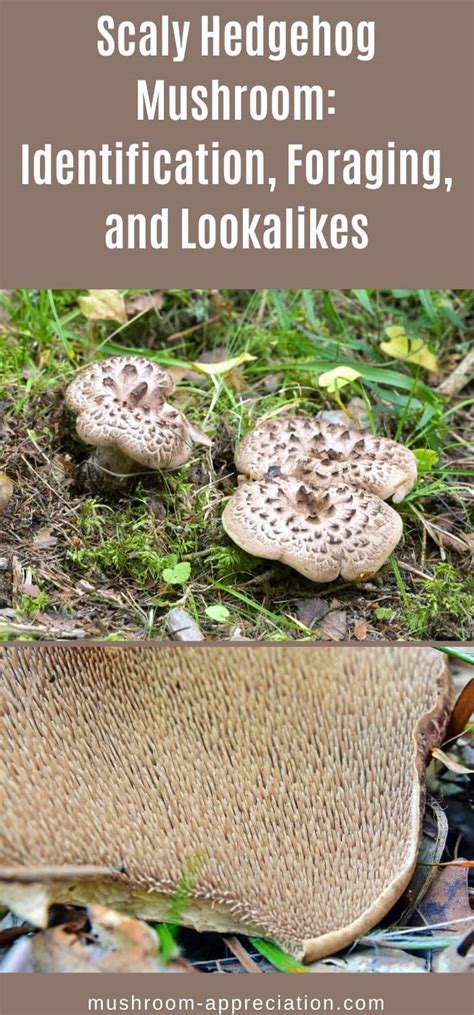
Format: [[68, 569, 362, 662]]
[[205, 605, 230, 623], [162, 562, 191, 585]]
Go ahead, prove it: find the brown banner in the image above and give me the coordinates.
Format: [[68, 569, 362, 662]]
[[0, 0, 472, 287], [2, 972, 473, 1015]]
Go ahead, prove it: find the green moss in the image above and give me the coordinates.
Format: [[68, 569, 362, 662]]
[[401, 563, 474, 639]]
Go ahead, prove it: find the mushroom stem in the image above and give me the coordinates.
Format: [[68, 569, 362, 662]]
[[84, 446, 147, 492]]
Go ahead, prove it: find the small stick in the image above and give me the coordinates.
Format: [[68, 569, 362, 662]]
[[166, 314, 222, 343], [223, 936, 263, 973]]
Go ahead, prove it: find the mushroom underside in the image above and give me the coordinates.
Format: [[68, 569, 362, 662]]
[[0, 645, 451, 962]]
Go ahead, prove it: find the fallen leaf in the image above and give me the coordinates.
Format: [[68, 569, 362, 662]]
[[33, 527, 58, 550], [191, 351, 256, 377], [18, 582, 40, 598], [346, 396, 370, 429], [0, 473, 13, 512], [126, 291, 163, 316], [380, 326, 439, 373], [78, 290, 127, 324], [446, 679, 474, 741], [354, 619, 368, 640], [318, 366, 362, 392], [416, 858, 474, 928], [294, 598, 330, 629], [316, 604, 347, 641], [431, 747, 473, 774]]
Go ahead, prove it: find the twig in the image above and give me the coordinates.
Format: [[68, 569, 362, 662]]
[[397, 561, 435, 581], [166, 314, 222, 343], [437, 347, 474, 398], [223, 936, 263, 973]]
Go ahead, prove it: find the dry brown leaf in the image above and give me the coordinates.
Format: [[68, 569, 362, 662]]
[[416, 858, 474, 928], [18, 582, 40, 598], [294, 598, 329, 628], [126, 291, 163, 316], [446, 679, 474, 740], [32, 527, 58, 550], [316, 605, 347, 641], [0, 473, 13, 513], [354, 619, 368, 641]]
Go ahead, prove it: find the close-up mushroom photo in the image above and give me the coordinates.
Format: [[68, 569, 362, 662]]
[[0, 289, 473, 643], [0, 643, 472, 974]]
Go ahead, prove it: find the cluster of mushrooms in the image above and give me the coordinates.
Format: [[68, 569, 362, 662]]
[[223, 416, 418, 581], [65, 354, 418, 582], [0, 644, 452, 963]]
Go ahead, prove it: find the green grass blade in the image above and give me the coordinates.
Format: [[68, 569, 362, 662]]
[[438, 647, 474, 666], [249, 938, 308, 972], [352, 289, 376, 316]]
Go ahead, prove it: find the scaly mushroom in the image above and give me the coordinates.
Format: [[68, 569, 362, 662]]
[[235, 416, 417, 503], [223, 415, 418, 581], [0, 644, 452, 962], [222, 477, 403, 582], [65, 356, 211, 487]]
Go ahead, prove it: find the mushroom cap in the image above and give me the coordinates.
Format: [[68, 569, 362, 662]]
[[235, 417, 418, 503], [0, 645, 451, 962], [222, 476, 403, 581], [65, 355, 210, 470]]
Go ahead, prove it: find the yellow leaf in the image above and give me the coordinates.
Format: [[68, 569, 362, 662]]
[[384, 325, 406, 341], [318, 366, 362, 393], [380, 326, 439, 373], [78, 290, 127, 324], [191, 352, 256, 377]]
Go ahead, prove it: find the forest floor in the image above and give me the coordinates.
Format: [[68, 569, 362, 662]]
[[1, 288, 473, 642]]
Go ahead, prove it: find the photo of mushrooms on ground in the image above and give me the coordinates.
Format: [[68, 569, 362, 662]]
[[0, 644, 473, 974], [0, 288, 473, 642]]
